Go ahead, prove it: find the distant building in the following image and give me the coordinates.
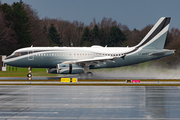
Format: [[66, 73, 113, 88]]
[[0, 55, 6, 71]]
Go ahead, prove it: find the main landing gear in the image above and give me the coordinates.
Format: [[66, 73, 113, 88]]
[[79, 65, 93, 78], [27, 67, 32, 80], [79, 72, 93, 78]]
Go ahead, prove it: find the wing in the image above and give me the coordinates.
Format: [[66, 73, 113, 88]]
[[62, 54, 126, 66]]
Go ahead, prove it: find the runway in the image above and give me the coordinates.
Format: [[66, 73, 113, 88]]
[[0, 77, 180, 86], [0, 85, 180, 119], [0, 77, 180, 119]]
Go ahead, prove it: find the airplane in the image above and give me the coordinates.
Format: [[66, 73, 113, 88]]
[[3, 17, 174, 79]]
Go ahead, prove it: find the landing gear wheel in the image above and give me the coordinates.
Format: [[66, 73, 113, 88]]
[[79, 72, 85, 78], [86, 72, 93, 78]]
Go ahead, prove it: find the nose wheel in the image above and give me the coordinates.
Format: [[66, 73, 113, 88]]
[[27, 67, 32, 80]]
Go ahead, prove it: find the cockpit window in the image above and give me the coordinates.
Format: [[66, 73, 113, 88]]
[[15, 53, 18, 56], [15, 52, 21, 56]]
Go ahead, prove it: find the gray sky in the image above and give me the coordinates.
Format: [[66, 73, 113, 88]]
[[1, 0, 180, 30]]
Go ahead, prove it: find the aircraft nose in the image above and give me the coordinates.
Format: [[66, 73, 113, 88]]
[[3, 57, 12, 66], [3, 58, 8, 65]]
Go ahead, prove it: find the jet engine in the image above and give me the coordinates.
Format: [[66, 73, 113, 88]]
[[57, 64, 83, 74]]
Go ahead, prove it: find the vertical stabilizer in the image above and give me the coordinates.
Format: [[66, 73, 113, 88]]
[[135, 17, 171, 49]]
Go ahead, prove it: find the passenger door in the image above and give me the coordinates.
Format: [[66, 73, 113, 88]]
[[28, 49, 34, 60]]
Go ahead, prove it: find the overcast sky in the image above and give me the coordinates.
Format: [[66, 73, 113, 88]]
[[1, 0, 180, 30]]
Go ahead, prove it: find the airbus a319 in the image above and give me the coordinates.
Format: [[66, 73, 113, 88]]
[[4, 17, 174, 78]]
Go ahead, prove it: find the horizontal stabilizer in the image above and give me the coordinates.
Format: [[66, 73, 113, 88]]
[[149, 50, 175, 56]]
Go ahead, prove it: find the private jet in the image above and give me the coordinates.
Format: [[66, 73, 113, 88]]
[[4, 17, 174, 79]]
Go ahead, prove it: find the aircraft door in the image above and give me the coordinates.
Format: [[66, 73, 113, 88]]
[[28, 49, 34, 60]]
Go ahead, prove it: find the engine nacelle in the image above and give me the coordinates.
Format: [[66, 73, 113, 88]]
[[57, 64, 83, 74]]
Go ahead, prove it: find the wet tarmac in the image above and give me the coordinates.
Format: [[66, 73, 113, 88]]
[[0, 86, 180, 119]]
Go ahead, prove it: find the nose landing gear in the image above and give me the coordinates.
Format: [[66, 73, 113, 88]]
[[27, 67, 32, 80]]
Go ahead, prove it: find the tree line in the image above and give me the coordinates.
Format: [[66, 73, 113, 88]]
[[0, 1, 180, 68]]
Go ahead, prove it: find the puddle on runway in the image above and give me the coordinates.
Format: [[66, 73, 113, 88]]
[[0, 86, 180, 119]]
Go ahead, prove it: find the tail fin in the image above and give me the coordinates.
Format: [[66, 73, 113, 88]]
[[135, 17, 171, 49]]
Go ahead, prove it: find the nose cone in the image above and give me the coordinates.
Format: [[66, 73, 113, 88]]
[[3, 56, 14, 66], [3, 58, 9, 65]]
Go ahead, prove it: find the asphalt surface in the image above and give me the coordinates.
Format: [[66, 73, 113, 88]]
[[0, 77, 180, 86], [0, 86, 180, 119]]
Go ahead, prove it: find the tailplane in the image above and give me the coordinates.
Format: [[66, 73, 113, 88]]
[[135, 17, 171, 49]]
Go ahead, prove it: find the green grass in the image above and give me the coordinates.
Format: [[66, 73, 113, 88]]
[[0, 66, 58, 77]]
